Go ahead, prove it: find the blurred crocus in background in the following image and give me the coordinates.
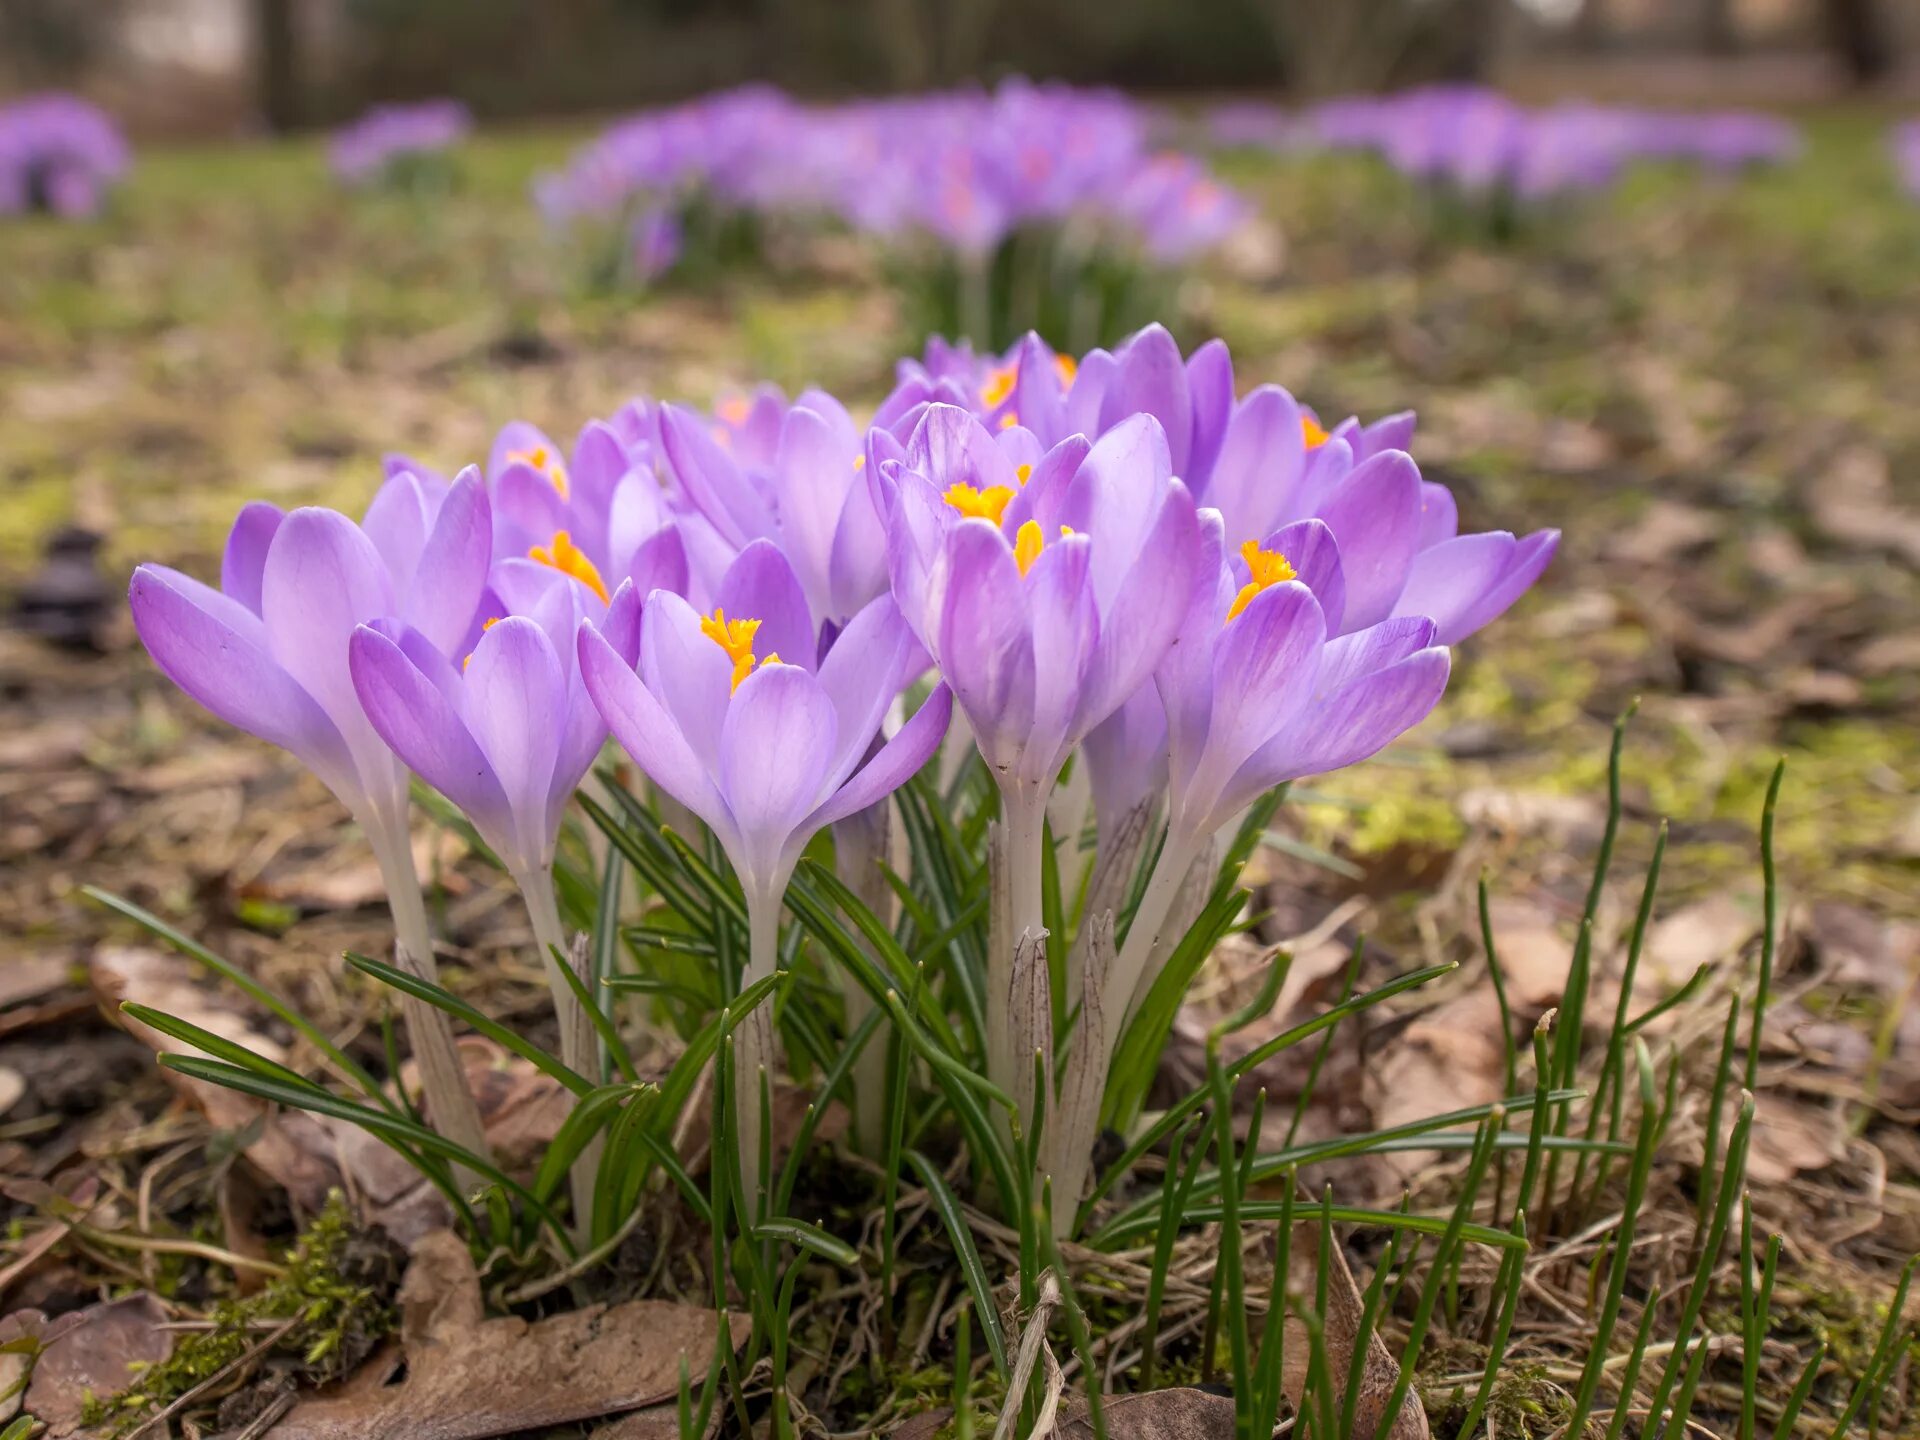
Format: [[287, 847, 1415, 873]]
[[0, 92, 129, 218], [129, 474, 495, 1167], [330, 99, 472, 190], [1894, 120, 1920, 199]]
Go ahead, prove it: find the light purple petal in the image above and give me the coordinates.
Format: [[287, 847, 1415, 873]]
[[361, 472, 434, 588], [579, 623, 731, 838], [131, 565, 354, 796], [1314, 449, 1421, 630], [1262, 517, 1347, 637], [809, 684, 953, 832], [220, 503, 285, 617], [1021, 531, 1100, 785], [461, 616, 565, 870], [1183, 338, 1235, 493], [660, 403, 772, 548], [814, 594, 914, 791], [639, 589, 733, 774], [1102, 324, 1192, 478], [348, 625, 512, 844], [932, 520, 1035, 777], [1416, 481, 1458, 549], [719, 663, 837, 892], [717, 539, 816, 673], [404, 467, 492, 655], [1204, 386, 1306, 545]]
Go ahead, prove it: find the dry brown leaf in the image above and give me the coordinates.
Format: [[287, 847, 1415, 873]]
[[1363, 989, 1507, 1185], [1610, 499, 1721, 565], [1645, 896, 1754, 989], [1058, 1388, 1239, 1437], [1281, 1223, 1430, 1440], [272, 1231, 749, 1440], [1483, 895, 1571, 1010], [1747, 1092, 1845, 1184], [19, 1294, 175, 1437], [0, 955, 74, 1010]]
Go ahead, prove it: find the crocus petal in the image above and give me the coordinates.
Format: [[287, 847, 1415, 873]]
[[1263, 517, 1347, 636], [131, 565, 354, 796], [348, 625, 513, 844], [932, 520, 1035, 776], [1181, 581, 1325, 829], [1101, 324, 1192, 478], [1226, 646, 1451, 815], [1082, 685, 1168, 843], [220, 503, 285, 617], [404, 467, 492, 655], [579, 623, 731, 838], [1204, 386, 1304, 544], [1078, 481, 1202, 729], [1065, 413, 1174, 609], [570, 420, 631, 519], [626, 525, 690, 602], [260, 507, 398, 781], [1183, 338, 1235, 493], [1021, 532, 1100, 785], [719, 663, 838, 891], [461, 616, 565, 870], [770, 405, 848, 622], [1416, 481, 1459, 549], [1314, 449, 1420, 630], [493, 464, 568, 551], [361, 471, 434, 590], [809, 683, 954, 832], [639, 590, 734, 774], [826, 472, 892, 622], [717, 539, 816, 674], [814, 594, 914, 790], [660, 403, 769, 549]]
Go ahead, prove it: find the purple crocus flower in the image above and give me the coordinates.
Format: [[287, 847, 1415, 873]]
[[579, 539, 951, 1212], [330, 100, 471, 188], [129, 473, 495, 1160], [0, 93, 129, 218], [659, 388, 895, 630]]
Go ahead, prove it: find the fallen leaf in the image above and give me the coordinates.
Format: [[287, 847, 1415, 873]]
[[1058, 1388, 1239, 1437], [1363, 989, 1507, 1186], [1281, 1225, 1430, 1440], [1483, 896, 1571, 1010], [0, 1065, 22, 1118], [1645, 897, 1754, 990], [1746, 1092, 1845, 1184], [0, 956, 74, 1010], [1610, 499, 1720, 565], [21, 1294, 175, 1437], [271, 1231, 749, 1440]]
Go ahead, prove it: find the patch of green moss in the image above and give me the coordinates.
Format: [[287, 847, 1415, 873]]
[[81, 1194, 397, 1436]]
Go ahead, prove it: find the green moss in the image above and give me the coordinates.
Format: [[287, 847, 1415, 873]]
[[81, 1194, 396, 1436]]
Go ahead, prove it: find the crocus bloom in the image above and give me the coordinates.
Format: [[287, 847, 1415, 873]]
[[0, 93, 129, 218], [129, 473, 494, 1160], [330, 100, 471, 188], [659, 388, 899, 631], [579, 539, 952, 1211], [873, 403, 1205, 1102]]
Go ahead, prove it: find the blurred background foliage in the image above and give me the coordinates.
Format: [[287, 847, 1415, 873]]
[[0, 0, 1912, 135]]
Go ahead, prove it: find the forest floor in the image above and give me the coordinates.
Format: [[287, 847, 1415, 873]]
[[1, 111, 1917, 1437]]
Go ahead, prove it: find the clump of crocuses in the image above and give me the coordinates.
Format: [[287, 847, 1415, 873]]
[[534, 80, 1246, 345], [0, 93, 129, 218], [130, 322, 1553, 1242], [330, 100, 472, 191]]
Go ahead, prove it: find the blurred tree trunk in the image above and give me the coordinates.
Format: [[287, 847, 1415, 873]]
[[1700, 0, 1736, 54], [1573, 0, 1609, 51], [1821, 0, 1895, 84], [254, 0, 301, 132], [1265, 0, 1500, 95]]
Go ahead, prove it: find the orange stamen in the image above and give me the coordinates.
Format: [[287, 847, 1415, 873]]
[[1225, 540, 1296, 622], [528, 530, 610, 603]]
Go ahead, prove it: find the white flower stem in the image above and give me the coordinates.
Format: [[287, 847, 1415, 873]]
[[734, 889, 782, 1226], [1102, 823, 1204, 1067], [833, 802, 897, 1157], [363, 805, 490, 1187], [991, 782, 1050, 1102], [517, 866, 603, 1242]]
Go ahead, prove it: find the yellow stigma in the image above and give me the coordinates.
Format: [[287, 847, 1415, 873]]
[[943, 482, 1015, 525], [529, 530, 610, 603], [700, 607, 778, 693], [1301, 415, 1330, 449], [1015, 463, 1032, 486], [462, 616, 502, 671], [852, 453, 866, 471], [998, 412, 1019, 430], [1226, 540, 1296, 622], [980, 364, 1016, 409], [1013, 520, 1044, 577], [1054, 353, 1077, 388], [716, 395, 751, 426], [508, 445, 569, 499]]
